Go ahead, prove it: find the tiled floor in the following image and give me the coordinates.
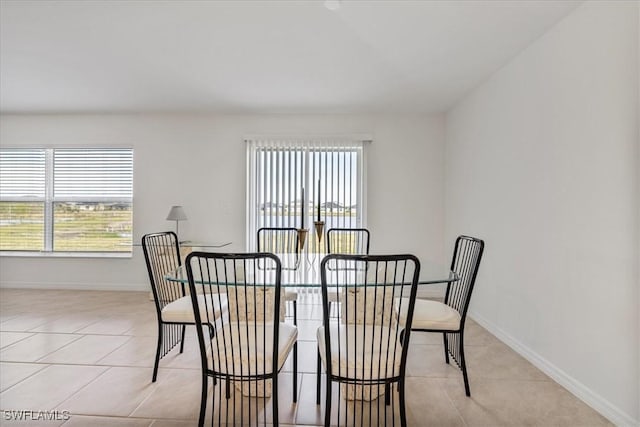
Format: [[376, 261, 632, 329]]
[[0, 289, 611, 426]]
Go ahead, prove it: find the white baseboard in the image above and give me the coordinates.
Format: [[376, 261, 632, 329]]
[[468, 309, 639, 427], [0, 281, 148, 292]]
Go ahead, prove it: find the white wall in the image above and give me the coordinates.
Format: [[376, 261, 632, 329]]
[[445, 2, 639, 425], [0, 113, 446, 290]]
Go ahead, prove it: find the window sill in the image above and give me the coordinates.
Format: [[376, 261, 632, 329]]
[[0, 251, 132, 259]]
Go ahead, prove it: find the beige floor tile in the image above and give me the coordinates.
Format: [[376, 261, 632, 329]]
[[296, 373, 403, 427], [159, 336, 201, 370], [0, 334, 83, 363], [406, 344, 469, 379], [0, 365, 107, 411], [61, 415, 153, 427], [465, 341, 550, 381], [122, 321, 158, 338], [129, 368, 201, 420], [0, 289, 615, 427], [0, 362, 48, 392], [60, 367, 158, 417], [293, 374, 327, 426], [75, 318, 145, 336], [96, 336, 157, 368], [404, 377, 466, 426], [295, 319, 321, 341], [261, 372, 301, 425], [280, 340, 317, 375], [28, 315, 100, 334], [0, 315, 56, 333], [444, 377, 613, 427], [0, 332, 34, 349], [149, 420, 196, 427], [38, 335, 131, 365]]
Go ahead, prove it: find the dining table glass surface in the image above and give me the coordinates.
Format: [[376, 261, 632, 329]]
[[165, 253, 457, 287]]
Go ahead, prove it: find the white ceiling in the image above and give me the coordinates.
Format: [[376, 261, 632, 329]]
[[0, 0, 580, 114]]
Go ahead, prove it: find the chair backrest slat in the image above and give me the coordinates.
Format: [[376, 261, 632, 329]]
[[326, 227, 370, 255], [142, 231, 184, 311], [444, 235, 485, 322], [257, 227, 299, 254]]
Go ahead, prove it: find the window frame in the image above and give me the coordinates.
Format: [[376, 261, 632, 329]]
[[0, 147, 134, 257]]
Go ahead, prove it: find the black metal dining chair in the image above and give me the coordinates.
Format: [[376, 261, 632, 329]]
[[142, 232, 227, 383], [257, 227, 300, 324], [317, 254, 420, 427], [397, 235, 484, 396], [186, 252, 298, 427], [325, 227, 371, 311], [326, 227, 370, 255]]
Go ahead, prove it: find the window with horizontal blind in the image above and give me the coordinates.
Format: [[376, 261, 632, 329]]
[[246, 138, 368, 254], [0, 148, 133, 254]]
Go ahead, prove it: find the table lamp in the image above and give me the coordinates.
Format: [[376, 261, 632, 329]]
[[166, 205, 187, 240]]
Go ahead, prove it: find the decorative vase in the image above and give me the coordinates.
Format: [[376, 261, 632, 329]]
[[297, 228, 308, 252], [314, 220, 325, 241]]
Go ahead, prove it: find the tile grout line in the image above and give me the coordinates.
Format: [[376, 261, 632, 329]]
[[0, 362, 50, 394], [0, 332, 36, 350], [93, 335, 135, 365], [440, 377, 469, 427]]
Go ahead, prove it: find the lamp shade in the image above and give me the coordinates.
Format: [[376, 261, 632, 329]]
[[166, 205, 187, 221]]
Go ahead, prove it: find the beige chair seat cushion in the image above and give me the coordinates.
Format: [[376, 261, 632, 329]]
[[327, 289, 340, 303], [161, 294, 227, 323], [208, 322, 297, 376], [396, 298, 461, 331], [284, 290, 298, 301]]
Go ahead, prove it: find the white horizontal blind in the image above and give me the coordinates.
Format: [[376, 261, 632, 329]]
[[246, 138, 367, 254], [0, 148, 133, 253], [0, 149, 46, 199], [0, 149, 46, 251], [54, 149, 133, 200]]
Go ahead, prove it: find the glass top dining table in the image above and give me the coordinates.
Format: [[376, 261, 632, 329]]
[[165, 253, 458, 287]]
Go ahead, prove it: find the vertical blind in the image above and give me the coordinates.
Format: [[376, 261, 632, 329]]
[[246, 138, 368, 254]]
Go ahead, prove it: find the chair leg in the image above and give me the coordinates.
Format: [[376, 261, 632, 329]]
[[293, 300, 297, 326], [152, 323, 163, 382], [324, 374, 332, 427], [398, 379, 408, 427], [385, 383, 391, 406], [272, 373, 279, 427], [179, 324, 186, 353], [459, 332, 471, 396], [316, 349, 321, 405], [293, 341, 298, 402], [198, 373, 207, 427], [443, 333, 450, 364]]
